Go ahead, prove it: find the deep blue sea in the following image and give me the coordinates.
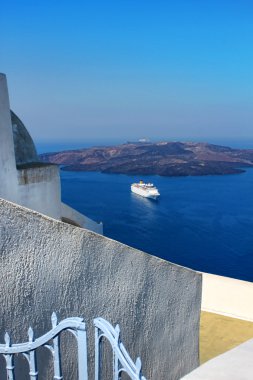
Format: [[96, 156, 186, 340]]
[[37, 140, 253, 282]]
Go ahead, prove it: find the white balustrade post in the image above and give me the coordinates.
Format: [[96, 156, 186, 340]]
[[77, 326, 88, 380], [95, 326, 101, 380], [28, 327, 38, 380], [51, 313, 63, 380], [4, 333, 15, 380], [114, 325, 120, 380]]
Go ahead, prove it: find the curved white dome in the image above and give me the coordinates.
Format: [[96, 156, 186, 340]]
[[11, 110, 39, 165]]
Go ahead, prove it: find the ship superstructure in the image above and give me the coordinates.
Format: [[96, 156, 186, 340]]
[[131, 181, 160, 199]]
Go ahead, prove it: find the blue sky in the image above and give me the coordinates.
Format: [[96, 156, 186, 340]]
[[1, 0, 253, 143]]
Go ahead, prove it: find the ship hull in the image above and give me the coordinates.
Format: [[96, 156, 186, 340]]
[[131, 185, 160, 199]]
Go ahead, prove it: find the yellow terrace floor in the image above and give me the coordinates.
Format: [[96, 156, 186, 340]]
[[200, 311, 253, 363]]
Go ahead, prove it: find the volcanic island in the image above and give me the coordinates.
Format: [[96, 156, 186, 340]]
[[40, 141, 253, 177]]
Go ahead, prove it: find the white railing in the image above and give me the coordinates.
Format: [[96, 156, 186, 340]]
[[0, 313, 146, 380], [0, 313, 87, 380], [94, 318, 146, 380]]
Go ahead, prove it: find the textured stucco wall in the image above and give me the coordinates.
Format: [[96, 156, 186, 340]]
[[0, 198, 202, 380], [0, 74, 18, 202]]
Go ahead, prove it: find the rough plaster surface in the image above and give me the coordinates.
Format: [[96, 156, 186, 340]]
[[181, 338, 253, 380], [0, 198, 201, 379]]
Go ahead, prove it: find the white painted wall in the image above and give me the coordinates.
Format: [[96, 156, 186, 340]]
[[181, 338, 253, 380], [18, 165, 61, 220], [0, 198, 202, 380], [0, 74, 101, 233], [61, 202, 103, 234], [0, 74, 18, 202], [201, 273, 253, 322]]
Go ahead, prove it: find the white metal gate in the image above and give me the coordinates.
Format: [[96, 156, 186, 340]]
[[0, 313, 146, 380]]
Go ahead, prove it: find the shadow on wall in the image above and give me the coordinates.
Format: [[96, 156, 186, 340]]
[[61, 216, 82, 227], [0, 198, 202, 380]]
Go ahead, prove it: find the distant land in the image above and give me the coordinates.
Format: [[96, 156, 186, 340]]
[[39, 141, 253, 176]]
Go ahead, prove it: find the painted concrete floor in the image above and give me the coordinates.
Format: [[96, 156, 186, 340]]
[[200, 311, 253, 363]]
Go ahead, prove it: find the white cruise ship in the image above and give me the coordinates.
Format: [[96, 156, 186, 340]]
[[131, 181, 160, 199]]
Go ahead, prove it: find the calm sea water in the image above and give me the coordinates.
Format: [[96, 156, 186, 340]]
[[36, 138, 253, 154], [60, 169, 253, 282]]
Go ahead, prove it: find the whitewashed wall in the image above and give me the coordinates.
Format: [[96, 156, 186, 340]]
[[181, 339, 253, 380], [0, 74, 18, 202], [201, 273, 253, 322], [0, 198, 202, 380], [61, 202, 103, 234], [17, 165, 61, 219], [0, 73, 102, 232]]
